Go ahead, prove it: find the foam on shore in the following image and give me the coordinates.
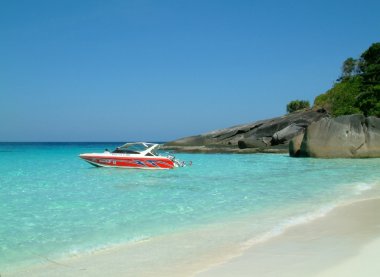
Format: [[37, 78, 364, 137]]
[[197, 197, 380, 277]]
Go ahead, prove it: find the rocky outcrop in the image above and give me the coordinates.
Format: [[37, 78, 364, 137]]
[[163, 109, 328, 153], [289, 133, 305, 157], [290, 115, 380, 158]]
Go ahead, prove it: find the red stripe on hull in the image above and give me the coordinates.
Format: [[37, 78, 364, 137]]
[[80, 155, 175, 169]]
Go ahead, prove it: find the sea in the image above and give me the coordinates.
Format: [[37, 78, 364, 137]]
[[1, 142, 380, 274]]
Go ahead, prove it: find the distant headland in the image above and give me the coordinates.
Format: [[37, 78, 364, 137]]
[[163, 42, 380, 158]]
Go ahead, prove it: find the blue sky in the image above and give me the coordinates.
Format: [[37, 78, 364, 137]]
[[1, 0, 379, 142]]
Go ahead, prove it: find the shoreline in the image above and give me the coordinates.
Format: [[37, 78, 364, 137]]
[[4, 197, 380, 277], [197, 197, 380, 277]]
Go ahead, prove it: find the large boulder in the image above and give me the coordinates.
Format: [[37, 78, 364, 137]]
[[289, 132, 305, 157], [293, 115, 380, 158], [163, 109, 328, 153]]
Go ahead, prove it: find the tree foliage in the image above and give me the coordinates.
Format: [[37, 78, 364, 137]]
[[314, 77, 361, 116], [341, 57, 357, 80], [314, 42, 380, 117], [287, 100, 310, 113], [357, 42, 380, 116]]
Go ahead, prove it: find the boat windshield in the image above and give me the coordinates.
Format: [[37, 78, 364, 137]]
[[112, 148, 139, 154], [113, 143, 157, 154]]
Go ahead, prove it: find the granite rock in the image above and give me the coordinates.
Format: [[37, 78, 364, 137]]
[[293, 115, 380, 158], [163, 109, 328, 153]]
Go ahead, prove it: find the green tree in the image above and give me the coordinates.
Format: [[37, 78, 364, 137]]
[[286, 100, 310, 113], [356, 42, 380, 116], [356, 90, 380, 116], [341, 57, 357, 80], [314, 77, 362, 116], [313, 42, 380, 117]]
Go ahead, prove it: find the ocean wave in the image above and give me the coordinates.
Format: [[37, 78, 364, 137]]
[[241, 180, 380, 250], [59, 235, 152, 260], [242, 204, 336, 249], [352, 181, 376, 195]]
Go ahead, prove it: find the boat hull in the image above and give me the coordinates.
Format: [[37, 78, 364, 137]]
[[79, 154, 175, 169]]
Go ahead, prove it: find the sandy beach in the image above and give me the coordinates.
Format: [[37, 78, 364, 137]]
[[197, 198, 380, 277], [5, 197, 380, 277]]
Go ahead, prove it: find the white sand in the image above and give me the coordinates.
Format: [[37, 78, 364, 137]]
[[197, 198, 380, 277], [316, 237, 380, 277]]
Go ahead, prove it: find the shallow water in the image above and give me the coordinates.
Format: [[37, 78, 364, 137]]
[[1, 142, 380, 272]]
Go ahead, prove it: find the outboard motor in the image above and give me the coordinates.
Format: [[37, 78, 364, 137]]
[[167, 154, 191, 168]]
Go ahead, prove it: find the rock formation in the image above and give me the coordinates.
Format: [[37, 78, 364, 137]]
[[290, 115, 380, 158], [163, 109, 328, 153]]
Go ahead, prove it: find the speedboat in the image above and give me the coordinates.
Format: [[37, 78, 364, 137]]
[[79, 142, 185, 169]]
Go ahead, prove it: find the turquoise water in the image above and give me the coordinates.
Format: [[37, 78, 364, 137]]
[[1, 143, 380, 272]]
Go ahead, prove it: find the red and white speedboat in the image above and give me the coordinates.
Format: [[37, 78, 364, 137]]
[[79, 142, 185, 169]]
